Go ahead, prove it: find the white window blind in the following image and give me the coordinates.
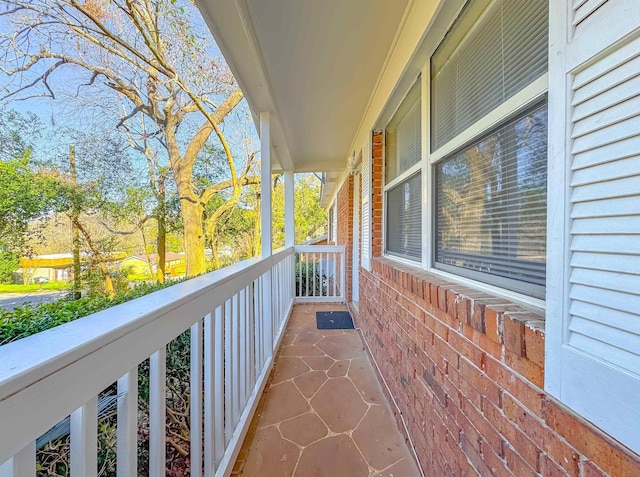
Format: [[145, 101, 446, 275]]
[[546, 0, 640, 455], [386, 81, 421, 183], [435, 105, 547, 297], [386, 173, 422, 261], [361, 135, 371, 271], [431, 0, 549, 150]]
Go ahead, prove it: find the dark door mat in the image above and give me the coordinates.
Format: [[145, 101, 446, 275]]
[[316, 311, 354, 330]]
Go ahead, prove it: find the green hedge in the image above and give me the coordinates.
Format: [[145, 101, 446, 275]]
[[0, 280, 179, 345]]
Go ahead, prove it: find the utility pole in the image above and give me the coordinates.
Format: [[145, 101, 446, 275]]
[[70, 145, 81, 300]]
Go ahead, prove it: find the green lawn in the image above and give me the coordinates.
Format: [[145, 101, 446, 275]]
[[0, 282, 70, 293]]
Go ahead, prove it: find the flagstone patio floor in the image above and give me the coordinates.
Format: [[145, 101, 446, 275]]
[[232, 303, 421, 476]]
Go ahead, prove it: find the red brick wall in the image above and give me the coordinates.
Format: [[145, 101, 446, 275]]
[[357, 258, 640, 476], [336, 175, 353, 301], [371, 132, 383, 257]]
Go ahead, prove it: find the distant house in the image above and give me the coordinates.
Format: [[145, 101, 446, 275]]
[[121, 252, 185, 278], [19, 252, 126, 283]]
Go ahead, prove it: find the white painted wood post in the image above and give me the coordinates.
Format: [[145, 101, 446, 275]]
[[260, 112, 272, 259], [149, 348, 166, 476], [0, 442, 35, 477], [260, 111, 273, 356], [117, 369, 138, 477], [70, 397, 97, 477], [285, 171, 295, 248]]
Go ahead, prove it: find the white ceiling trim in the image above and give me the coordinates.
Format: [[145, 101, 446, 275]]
[[196, 0, 293, 171], [198, 0, 418, 175]]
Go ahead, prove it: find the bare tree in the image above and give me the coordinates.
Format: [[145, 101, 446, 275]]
[[0, 0, 258, 276]]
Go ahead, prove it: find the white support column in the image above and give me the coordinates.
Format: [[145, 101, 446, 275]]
[[284, 171, 295, 248], [260, 112, 274, 355], [260, 112, 272, 259]]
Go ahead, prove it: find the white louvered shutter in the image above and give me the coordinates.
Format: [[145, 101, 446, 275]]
[[361, 135, 372, 271], [546, 0, 640, 454]]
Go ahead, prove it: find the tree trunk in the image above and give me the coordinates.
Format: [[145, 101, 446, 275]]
[[181, 199, 206, 276], [157, 214, 166, 282], [140, 230, 155, 278], [72, 217, 115, 298], [70, 145, 82, 300], [156, 187, 166, 282], [253, 193, 261, 257], [211, 236, 221, 270]]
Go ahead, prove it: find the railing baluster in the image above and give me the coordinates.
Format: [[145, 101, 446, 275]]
[[276, 263, 281, 319], [254, 278, 263, 371], [312, 253, 317, 297], [233, 293, 241, 427], [319, 253, 324, 298], [0, 441, 35, 477], [224, 299, 232, 445], [305, 251, 309, 297], [190, 320, 203, 477], [239, 288, 247, 407], [333, 252, 338, 297], [210, 307, 225, 467], [117, 369, 138, 477], [248, 284, 256, 390], [149, 347, 166, 477], [245, 286, 253, 396], [341, 249, 346, 300], [272, 268, 277, 343], [294, 252, 302, 297], [204, 311, 214, 475], [70, 397, 97, 477]]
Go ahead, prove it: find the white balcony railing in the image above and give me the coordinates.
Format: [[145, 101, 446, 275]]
[[294, 245, 346, 303], [0, 244, 345, 476]]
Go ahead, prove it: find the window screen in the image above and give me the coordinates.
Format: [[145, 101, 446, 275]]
[[435, 104, 547, 296], [386, 81, 421, 183], [387, 173, 422, 261], [431, 0, 548, 150]]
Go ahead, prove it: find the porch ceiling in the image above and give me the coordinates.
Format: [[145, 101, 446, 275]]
[[197, 0, 411, 173]]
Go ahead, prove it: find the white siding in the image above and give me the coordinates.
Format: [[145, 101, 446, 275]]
[[547, 0, 640, 454], [361, 134, 372, 271]]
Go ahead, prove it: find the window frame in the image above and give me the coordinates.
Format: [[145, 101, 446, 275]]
[[380, 0, 549, 307], [431, 96, 549, 299], [382, 78, 423, 263]]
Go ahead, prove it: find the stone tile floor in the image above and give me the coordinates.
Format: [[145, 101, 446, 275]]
[[232, 303, 421, 476]]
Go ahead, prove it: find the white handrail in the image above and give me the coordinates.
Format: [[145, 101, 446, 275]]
[[0, 247, 295, 476]]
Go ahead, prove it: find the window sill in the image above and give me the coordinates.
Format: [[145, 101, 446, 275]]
[[369, 256, 546, 386]]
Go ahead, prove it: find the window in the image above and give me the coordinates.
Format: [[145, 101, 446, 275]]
[[387, 173, 422, 261], [329, 205, 337, 244], [435, 104, 547, 297], [430, 0, 548, 296], [431, 0, 549, 151], [385, 80, 422, 261], [386, 81, 421, 183]]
